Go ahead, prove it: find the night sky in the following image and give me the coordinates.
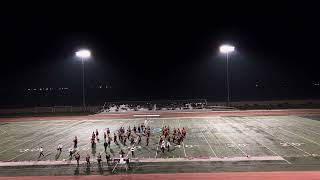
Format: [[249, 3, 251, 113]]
[[0, 2, 319, 107]]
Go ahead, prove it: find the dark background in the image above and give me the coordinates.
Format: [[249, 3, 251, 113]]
[[0, 2, 319, 107]]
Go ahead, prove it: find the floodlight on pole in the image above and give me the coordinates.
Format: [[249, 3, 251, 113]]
[[219, 44, 235, 107], [219, 45, 235, 54], [75, 49, 91, 112], [76, 49, 91, 59]]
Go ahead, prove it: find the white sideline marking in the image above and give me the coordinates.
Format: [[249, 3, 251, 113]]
[[0, 156, 285, 167]]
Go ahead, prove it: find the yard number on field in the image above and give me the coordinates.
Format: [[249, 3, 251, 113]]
[[280, 142, 303, 147], [18, 148, 40, 153], [175, 145, 199, 148], [227, 143, 247, 147]]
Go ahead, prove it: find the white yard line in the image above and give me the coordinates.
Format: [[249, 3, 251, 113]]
[[250, 118, 312, 156], [55, 119, 123, 160], [0, 121, 58, 148], [191, 118, 219, 158], [154, 119, 164, 158], [186, 118, 218, 158], [0, 121, 81, 154], [279, 127, 320, 146], [98, 118, 135, 158], [269, 116, 320, 142], [113, 118, 152, 172], [47, 120, 107, 158], [200, 130, 218, 158], [266, 116, 320, 140], [204, 120, 232, 158], [122, 118, 151, 158], [3, 121, 89, 162], [210, 118, 248, 157], [178, 119, 187, 157], [222, 133, 248, 157], [0, 130, 6, 135], [202, 122, 223, 147], [290, 116, 320, 135], [109, 119, 134, 173], [7, 121, 85, 161], [227, 117, 291, 164]]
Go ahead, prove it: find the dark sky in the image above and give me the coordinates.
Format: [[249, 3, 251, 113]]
[[0, 2, 319, 106]]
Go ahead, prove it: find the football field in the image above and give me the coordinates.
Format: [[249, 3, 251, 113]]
[[1, 113, 320, 176]]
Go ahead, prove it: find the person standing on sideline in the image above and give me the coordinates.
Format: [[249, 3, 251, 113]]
[[75, 153, 80, 166], [86, 154, 90, 166], [106, 153, 111, 165], [39, 147, 45, 158], [97, 152, 102, 165]]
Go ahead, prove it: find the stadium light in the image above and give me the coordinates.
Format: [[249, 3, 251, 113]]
[[219, 45, 235, 54], [219, 44, 235, 107], [76, 49, 91, 59], [75, 49, 91, 112]]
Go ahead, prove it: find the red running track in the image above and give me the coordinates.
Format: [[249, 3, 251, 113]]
[[0, 172, 320, 180], [1, 109, 320, 122]]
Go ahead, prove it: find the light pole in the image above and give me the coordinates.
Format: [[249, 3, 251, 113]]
[[75, 49, 91, 112], [219, 44, 235, 107]]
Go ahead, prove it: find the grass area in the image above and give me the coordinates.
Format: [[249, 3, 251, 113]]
[[1, 115, 320, 175]]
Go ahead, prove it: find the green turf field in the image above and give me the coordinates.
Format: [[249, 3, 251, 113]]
[[1, 115, 320, 176]]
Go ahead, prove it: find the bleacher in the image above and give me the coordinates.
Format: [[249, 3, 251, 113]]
[[101, 99, 208, 113]]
